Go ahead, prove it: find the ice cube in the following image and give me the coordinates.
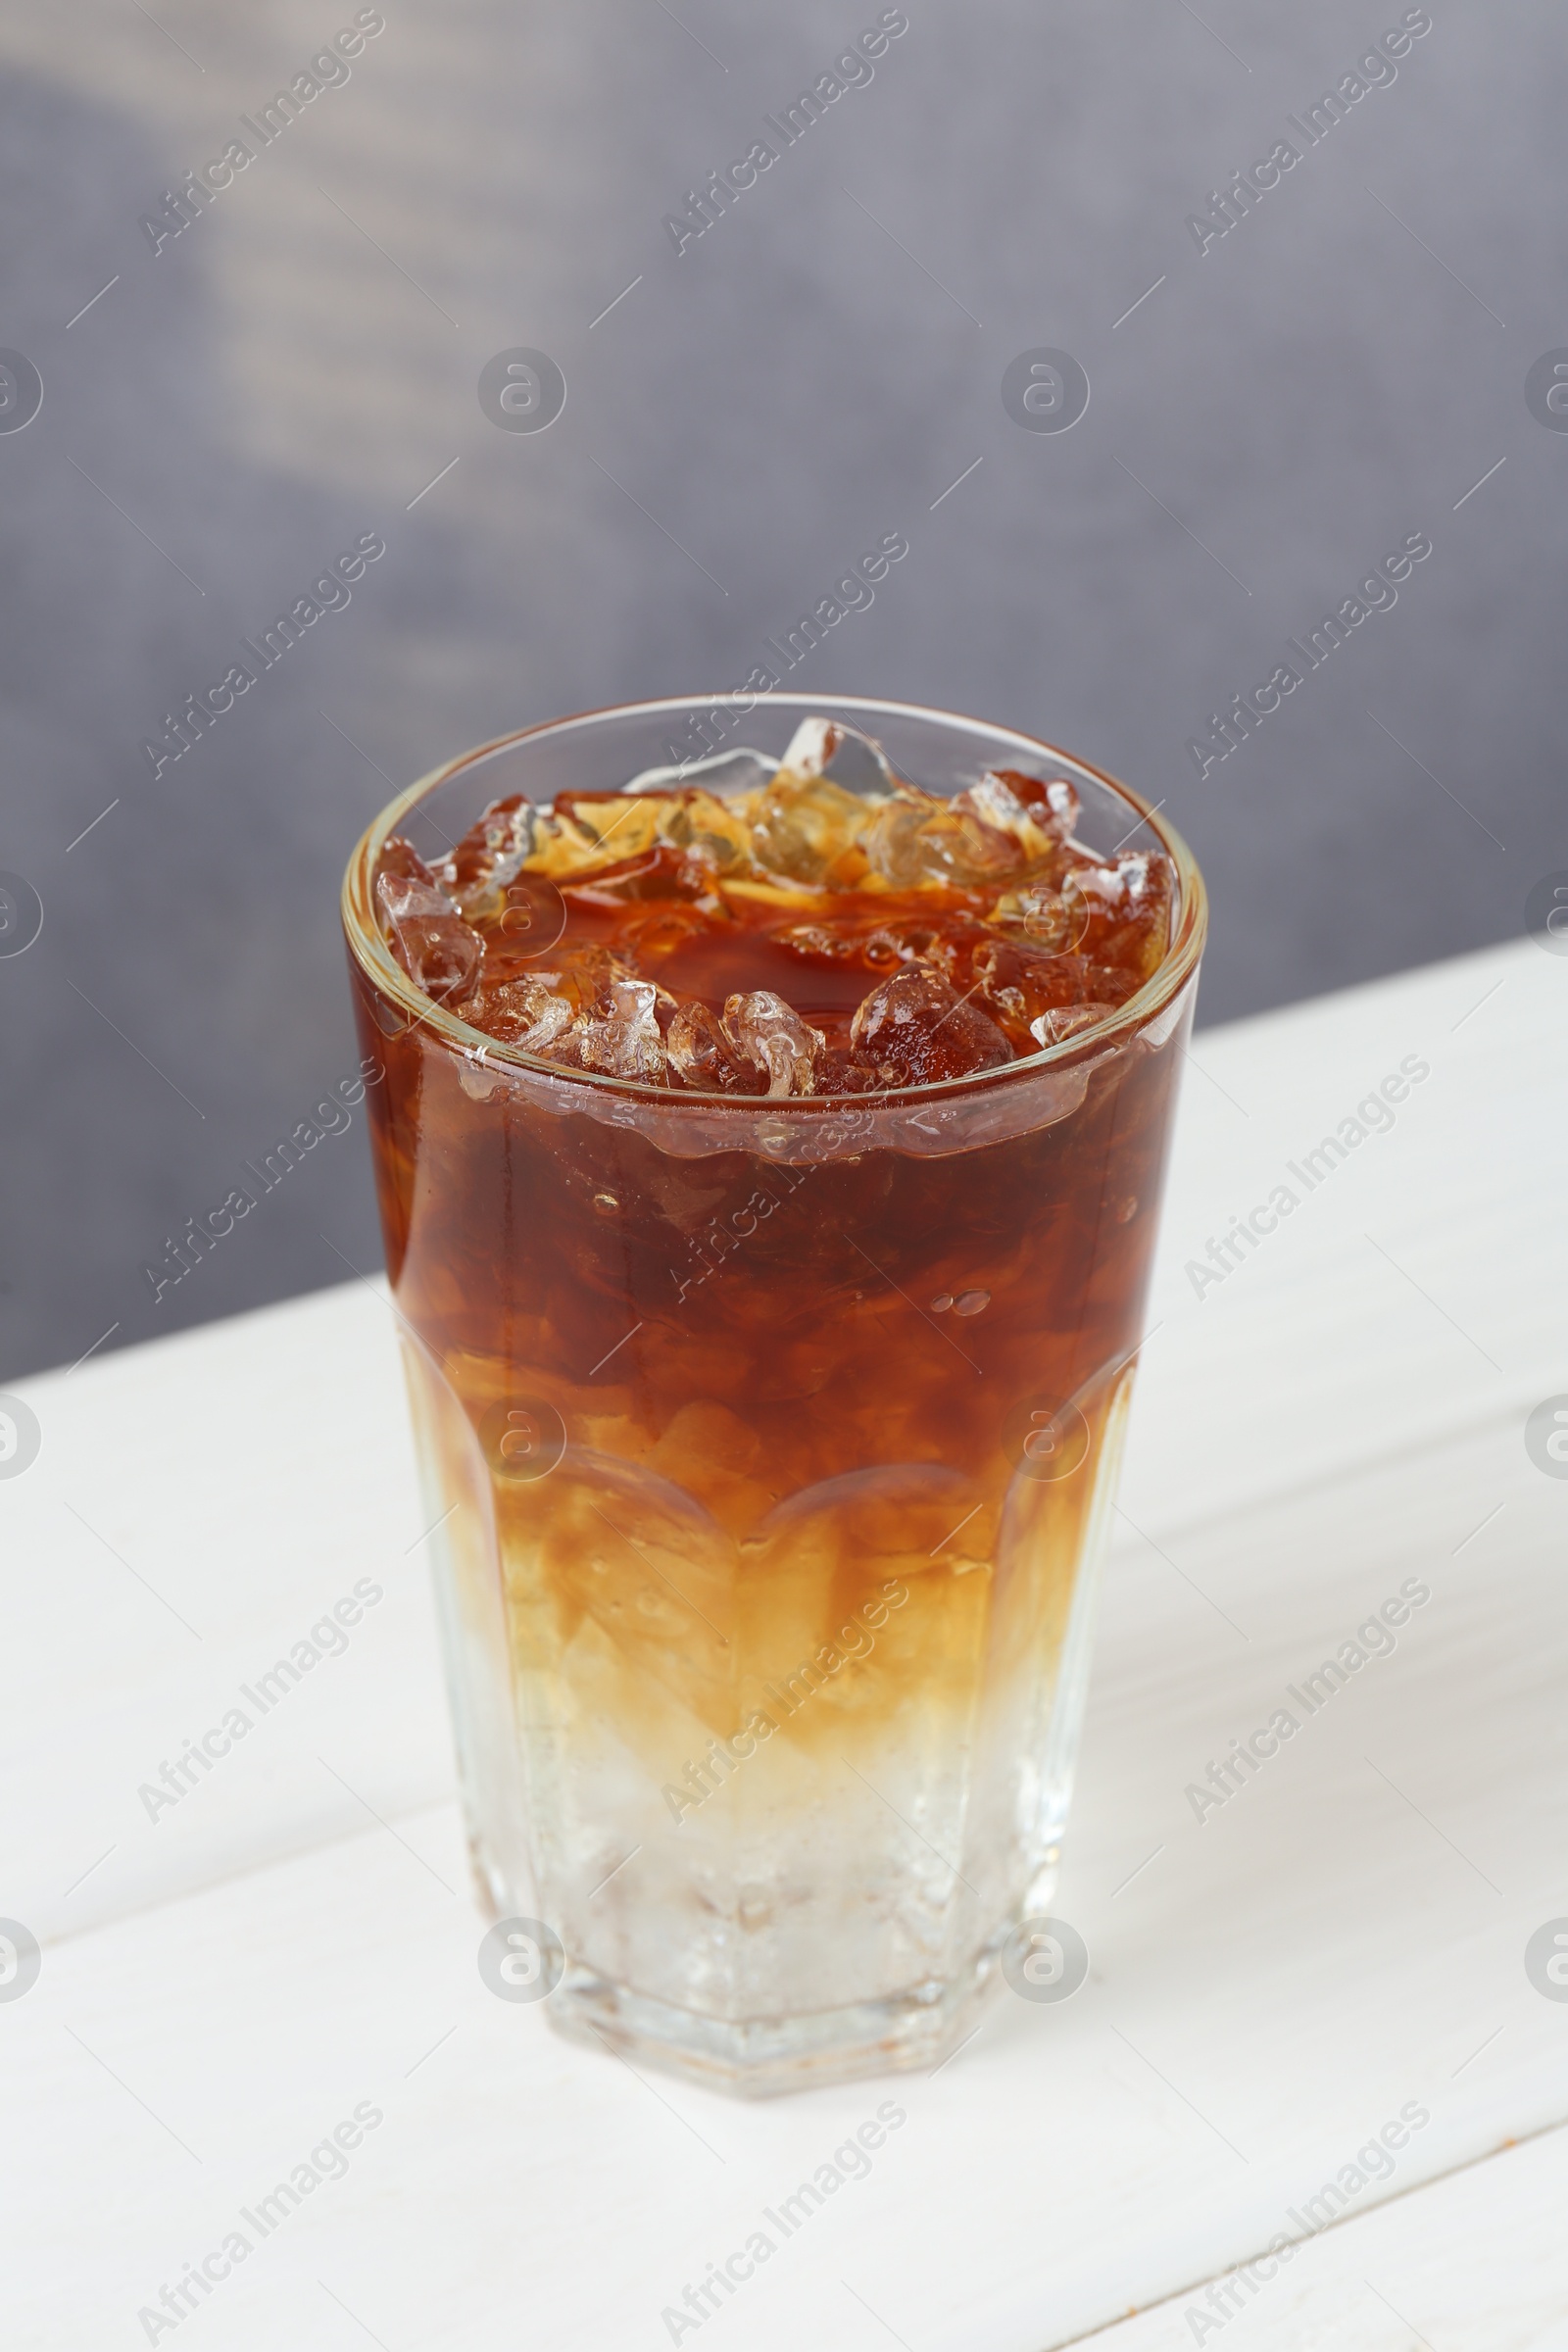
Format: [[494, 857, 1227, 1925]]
[[850, 966, 1012, 1086], [577, 976, 669, 1083], [667, 1003, 763, 1093], [521, 792, 664, 881], [776, 714, 896, 796], [950, 771, 1070, 866], [1029, 1004, 1119, 1049], [621, 746, 779, 801], [722, 991, 824, 1098], [973, 768, 1081, 843], [971, 940, 1139, 1051], [862, 791, 1022, 890], [377, 834, 440, 889], [1039, 776, 1082, 838], [548, 942, 639, 1012], [564, 844, 728, 920], [989, 881, 1088, 954], [376, 862, 483, 1003], [440, 794, 539, 919], [1066, 853, 1174, 979], [821, 725, 896, 796], [460, 974, 574, 1052], [813, 1048, 880, 1094], [859, 799, 931, 889], [747, 771, 874, 888], [970, 937, 1074, 1045], [654, 789, 757, 872], [778, 716, 843, 778]]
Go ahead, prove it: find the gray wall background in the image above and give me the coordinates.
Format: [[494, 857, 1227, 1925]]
[[2, 0, 1562, 1382]]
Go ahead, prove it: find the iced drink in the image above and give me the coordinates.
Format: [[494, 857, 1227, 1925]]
[[342, 697, 1205, 2093]]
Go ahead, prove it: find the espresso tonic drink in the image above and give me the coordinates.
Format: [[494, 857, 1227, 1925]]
[[342, 696, 1205, 2093]]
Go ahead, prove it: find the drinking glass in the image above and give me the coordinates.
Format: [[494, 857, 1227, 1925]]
[[341, 694, 1205, 2094]]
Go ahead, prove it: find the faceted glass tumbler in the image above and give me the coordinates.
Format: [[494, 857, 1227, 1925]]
[[341, 694, 1206, 2096]]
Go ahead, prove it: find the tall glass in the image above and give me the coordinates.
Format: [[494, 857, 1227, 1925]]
[[341, 695, 1205, 2094]]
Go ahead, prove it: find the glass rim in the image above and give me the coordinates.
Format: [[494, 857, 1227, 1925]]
[[340, 691, 1208, 1109]]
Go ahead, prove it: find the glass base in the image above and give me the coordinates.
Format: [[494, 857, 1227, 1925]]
[[472, 1824, 1060, 2096], [541, 1925, 1018, 2100]]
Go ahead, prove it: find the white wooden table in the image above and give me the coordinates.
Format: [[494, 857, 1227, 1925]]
[[5, 937, 1565, 2351]]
